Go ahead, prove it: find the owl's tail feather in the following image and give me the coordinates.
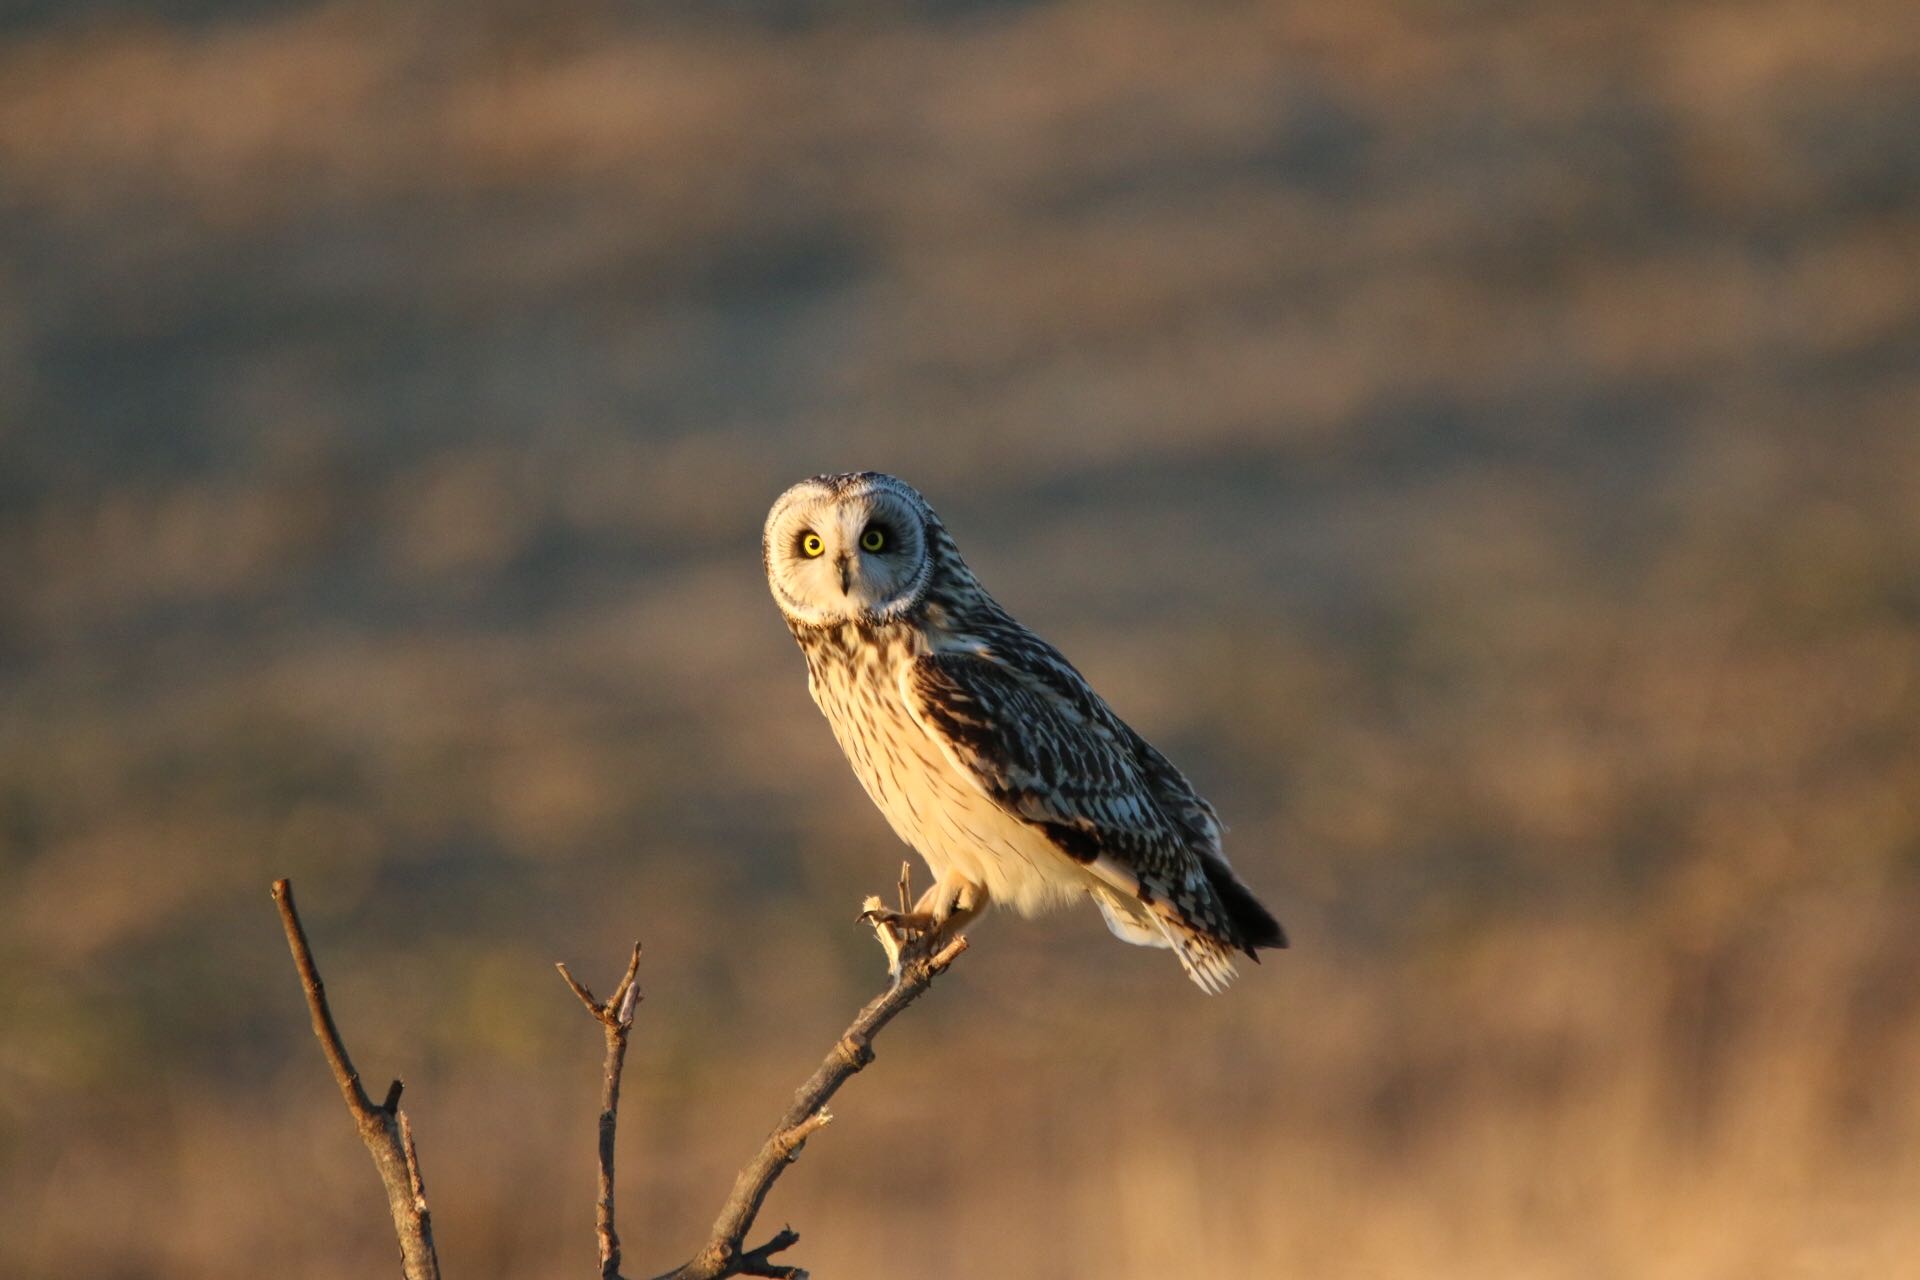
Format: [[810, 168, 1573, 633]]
[[1092, 887, 1238, 992], [1201, 854, 1288, 956], [1156, 917, 1241, 994]]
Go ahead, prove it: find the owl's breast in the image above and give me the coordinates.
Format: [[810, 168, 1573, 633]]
[[795, 621, 1088, 914], [800, 622, 943, 801]]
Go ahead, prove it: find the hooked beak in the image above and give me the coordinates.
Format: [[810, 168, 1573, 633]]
[[835, 554, 851, 594]]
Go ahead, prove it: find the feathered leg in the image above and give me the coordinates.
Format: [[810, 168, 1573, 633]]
[[919, 874, 988, 938]]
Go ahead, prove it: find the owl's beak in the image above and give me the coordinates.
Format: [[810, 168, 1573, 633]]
[[835, 555, 852, 594]]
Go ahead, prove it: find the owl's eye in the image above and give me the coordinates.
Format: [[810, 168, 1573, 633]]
[[860, 526, 888, 553], [799, 532, 825, 558]]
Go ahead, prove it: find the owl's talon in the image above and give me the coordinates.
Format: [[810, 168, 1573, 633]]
[[858, 906, 936, 934], [860, 897, 894, 975], [859, 895, 936, 981]]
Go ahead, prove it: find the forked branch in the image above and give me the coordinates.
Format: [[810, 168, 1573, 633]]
[[558, 944, 645, 1280]]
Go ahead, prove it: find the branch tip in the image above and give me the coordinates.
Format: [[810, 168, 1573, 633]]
[[609, 941, 644, 1006], [557, 961, 602, 1014]]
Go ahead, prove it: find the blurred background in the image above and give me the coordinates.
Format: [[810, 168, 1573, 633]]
[[3, 1, 1918, 1277]]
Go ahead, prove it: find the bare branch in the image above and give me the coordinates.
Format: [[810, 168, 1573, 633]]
[[558, 963, 604, 1014], [271, 878, 442, 1280], [279, 875, 964, 1280], [657, 922, 969, 1280], [558, 943, 646, 1280]]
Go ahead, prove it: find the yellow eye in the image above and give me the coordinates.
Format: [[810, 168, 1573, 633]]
[[860, 527, 887, 553], [800, 532, 825, 558]]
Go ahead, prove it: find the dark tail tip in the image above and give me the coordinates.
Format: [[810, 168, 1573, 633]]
[[1203, 857, 1288, 954]]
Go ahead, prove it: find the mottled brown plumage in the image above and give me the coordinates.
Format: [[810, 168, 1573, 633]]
[[764, 472, 1284, 990]]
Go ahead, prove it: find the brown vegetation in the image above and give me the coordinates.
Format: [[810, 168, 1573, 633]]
[[2, 1, 1917, 1277]]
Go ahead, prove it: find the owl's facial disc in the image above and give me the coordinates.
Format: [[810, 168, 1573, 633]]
[[764, 475, 932, 626]]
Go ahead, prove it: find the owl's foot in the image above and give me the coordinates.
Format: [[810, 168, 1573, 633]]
[[857, 860, 935, 932], [915, 876, 987, 940], [857, 897, 937, 981], [859, 863, 942, 981], [855, 905, 938, 935], [861, 864, 986, 982]]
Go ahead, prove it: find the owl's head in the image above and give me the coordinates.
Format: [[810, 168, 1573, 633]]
[[764, 472, 938, 627]]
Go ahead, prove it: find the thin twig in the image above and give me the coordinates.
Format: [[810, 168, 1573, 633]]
[[657, 924, 969, 1280], [558, 943, 646, 1280], [272, 879, 442, 1280]]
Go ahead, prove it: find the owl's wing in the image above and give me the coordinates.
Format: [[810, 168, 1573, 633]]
[[901, 650, 1234, 958], [1123, 724, 1226, 859]]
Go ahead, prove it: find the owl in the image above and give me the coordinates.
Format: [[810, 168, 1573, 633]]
[[762, 471, 1286, 991]]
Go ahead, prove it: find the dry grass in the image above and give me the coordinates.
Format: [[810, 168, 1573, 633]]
[[1, 1, 1917, 1276]]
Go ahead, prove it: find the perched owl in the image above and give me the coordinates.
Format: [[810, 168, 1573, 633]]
[[763, 471, 1286, 991]]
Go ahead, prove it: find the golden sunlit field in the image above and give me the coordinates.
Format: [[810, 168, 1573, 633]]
[[2, 2, 1918, 1277]]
